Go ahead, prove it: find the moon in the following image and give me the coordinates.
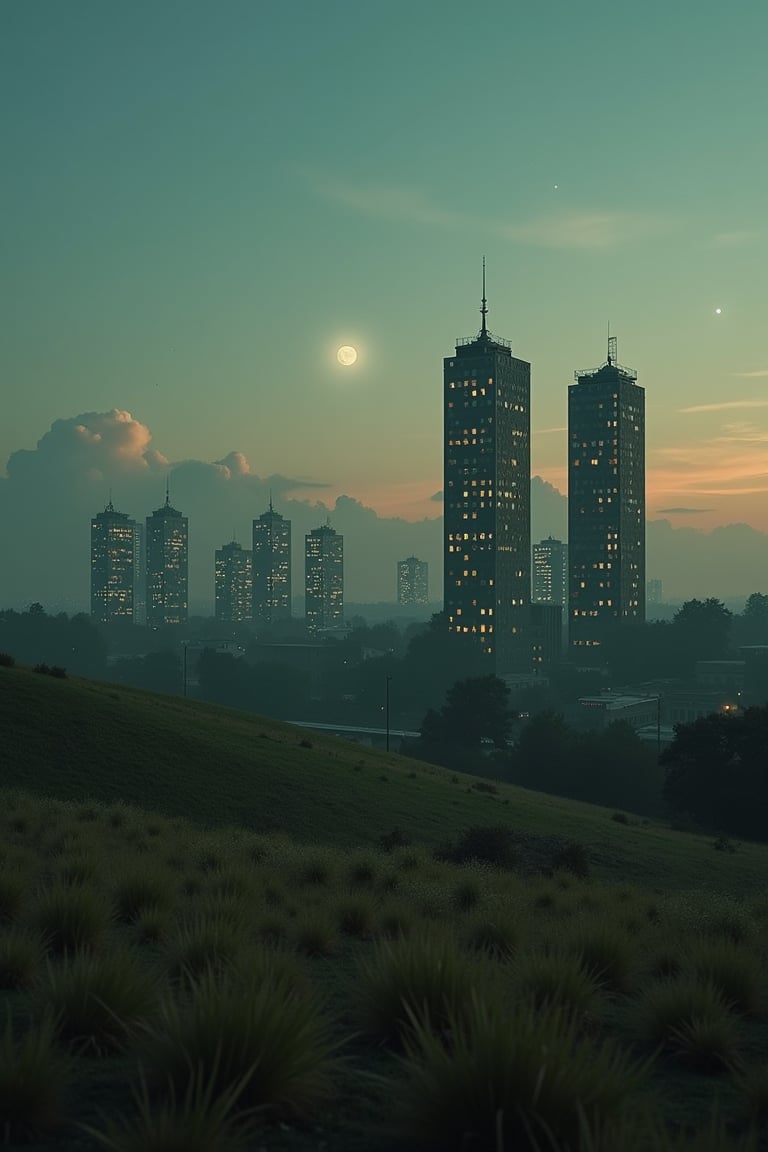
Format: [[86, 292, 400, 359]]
[[714, 307, 722, 315], [337, 345, 358, 366]]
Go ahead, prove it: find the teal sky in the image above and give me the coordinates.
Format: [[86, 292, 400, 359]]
[[3, 0, 768, 531]]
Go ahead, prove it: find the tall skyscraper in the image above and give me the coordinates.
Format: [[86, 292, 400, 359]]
[[90, 500, 136, 624], [397, 556, 429, 605], [532, 537, 568, 606], [252, 501, 291, 624], [647, 578, 663, 607], [305, 523, 343, 632], [132, 523, 146, 626], [444, 264, 531, 672], [215, 541, 253, 622], [146, 489, 189, 628], [568, 335, 645, 658]]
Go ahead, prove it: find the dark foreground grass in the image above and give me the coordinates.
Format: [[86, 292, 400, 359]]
[[2, 664, 768, 893]]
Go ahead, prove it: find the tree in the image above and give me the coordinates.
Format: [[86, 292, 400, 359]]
[[734, 593, 768, 647], [662, 705, 768, 839], [671, 598, 733, 672], [420, 675, 512, 750]]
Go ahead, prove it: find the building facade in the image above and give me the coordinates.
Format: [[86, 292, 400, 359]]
[[532, 537, 568, 606], [444, 270, 531, 672], [90, 501, 136, 624], [305, 524, 343, 632], [132, 523, 146, 626], [397, 556, 429, 605], [215, 541, 253, 622], [146, 493, 189, 627], [252, 503, 291, 624], [568, 337, 645, 659]]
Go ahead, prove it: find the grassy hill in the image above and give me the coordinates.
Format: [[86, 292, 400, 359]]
[[1, 664, 767, 894]]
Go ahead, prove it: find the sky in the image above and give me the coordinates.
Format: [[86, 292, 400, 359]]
[[2, 0, 768, 608]]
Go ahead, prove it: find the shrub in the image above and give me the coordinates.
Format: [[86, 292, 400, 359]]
[[611, 812, 630, 825], [39, 949, 157, 1054], [0, 652, 15, 667], [139, 965, 338, 1116], [713, 833, 737, 854], [512, 951, 602, 1016], [0, 928, 44, 990], [550, 840, 590, 879], [687, 939, 764, 1016], [81, 1064, 257, 1152], [397, 993, 646, 1151], [31, 882, 110, 954], [472, 780, 498, 794], [33, 663, 51, 675], [358, 933, 483, 1047], [378, 829, 412, 853], [0, 1010, 71, 1142], [299, 738, 313, 749], [49, 665, 67, 679], [113, 870, 172, 923], [436, 825, 516, 869]]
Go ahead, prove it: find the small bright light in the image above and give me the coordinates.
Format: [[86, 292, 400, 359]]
[[715, 307, 722, 315], [337, 345, 358, 366]]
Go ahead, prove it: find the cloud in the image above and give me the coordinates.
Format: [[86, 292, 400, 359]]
[[320, 179, 671, 250], [731, 370, 768, 378], [430, 490, 444, 502], [656, 507, 716, 514], [712, 231, 764, 247], [534, 426, 567, 435], [678, 399, 768, 414]]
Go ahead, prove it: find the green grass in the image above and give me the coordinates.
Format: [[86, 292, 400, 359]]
[[2, 664, 768, 893]]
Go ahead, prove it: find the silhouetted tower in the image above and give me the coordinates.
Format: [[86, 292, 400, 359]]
[[305, 523, 344, 632], [443, 260, 531, 671], [568, 334, 645, 659], [146, 484, 189, 627], [90, 500, 136, 623], [215, 541, 253, 622], [252, 498, 292, 624], [397, 557, 429, 605]]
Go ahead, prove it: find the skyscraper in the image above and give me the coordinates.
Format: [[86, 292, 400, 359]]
[[215, 541, 253, 622], [532, 537, 568, 606], [305, 524, 343, 632], [397, 556, 429, 605], [444, 264, 531, 672], [90, 500, 136, 624], [252, 501, 291, 624], [132, 523, 146, 626], [146, 489, 189, 628], [568, 336, 645, 658]]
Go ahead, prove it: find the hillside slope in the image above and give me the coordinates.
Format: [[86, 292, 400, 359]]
[[1, 665, 765, 892]]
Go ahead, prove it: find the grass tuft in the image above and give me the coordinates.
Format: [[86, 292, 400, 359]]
[[0, 927, 44, 989], [0, 1010, 71, 1142], [31, 881, 110, 954]]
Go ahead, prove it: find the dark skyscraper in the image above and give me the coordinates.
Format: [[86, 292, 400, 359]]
[[90, 500, 136, 624], [443, 265, 531, 672], [397, 556, 429, 605], [146, 490, 189, 627], [305, 523, 343, 632], [252, 501, 291, 624], [215, 540, 253, 622], [568, 336, 645, 658], [532, 537, 568, 607]]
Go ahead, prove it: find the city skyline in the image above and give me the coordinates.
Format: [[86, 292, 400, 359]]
[[4, 2, 768, 541]]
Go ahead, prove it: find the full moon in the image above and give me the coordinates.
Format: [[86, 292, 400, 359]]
[[337, 345, 358, 366]]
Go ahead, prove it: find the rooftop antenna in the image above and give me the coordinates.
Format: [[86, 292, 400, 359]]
[[269, 487, 273, 514], [106, 487, 114, 513], [480, 255, 488, 335], [165, 474, 171, 508], [608, 324, 618, 367]]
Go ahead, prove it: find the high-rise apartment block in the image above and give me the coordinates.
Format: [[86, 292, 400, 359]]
[[444, 268, 531, 672], [647, 578, 663, 606], [397, 556, 429, 605], [252, 502, 291, 624], [568, 336, 645, 658], [132, 523, 146, 626], [305, 524, 343, 632], [90, 501, 136, 624], [146, 492, 189, 627], [532, 537, 568, 606], [215, 541, 253, 622]]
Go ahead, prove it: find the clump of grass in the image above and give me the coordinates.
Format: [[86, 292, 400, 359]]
[[397, 992, 646, 1151], [550, 840, 590, 879], [669, 1009, 740, 1074], [335, 894, 376, 938], [512, 950, 602, 1016], [134, 904, 169, 946], [256, 914, 291, 947], [0, 927, 44, 989], [0, 1010, 71, 1142], [560, 920, 635, 992], [81, 1063, 258, 1152], [297, 854, 335, 887], [31, 882, 111, 954], [0, 869, 28, 922], [347, 855, 378, 889], [452, 877, 482, 912], [294, 914, 339, 958], [56, 851, 99, 887], [687, 939, 764, 1016], [357, 933, 483, 1047], [39, 949, 157, 1054], [637, 976, 736, 1050], [163, 913, 245, 983], [377, 903, 415, 940], [464, 913, 519, 959], [113, 870, 172, 923], [436, 825, 517, 869], [139, 965, 338, 1117]]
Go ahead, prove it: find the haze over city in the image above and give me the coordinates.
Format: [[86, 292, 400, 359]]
[[3, 0, 768, 611]]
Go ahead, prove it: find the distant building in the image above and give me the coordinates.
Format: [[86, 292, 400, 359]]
[[132, 523, 146, 626], [529, 602, 563, 669], [532, 537, 568, 606], [647, 578, 663, 606], [579, 694, 659, 731], [568, 335, 645, 660], [444, 264, 531, 672], [146, 490, 188, 627], [305, 524, 344, 632], [215, 541, 253, 622], [397, 556, 429, 605], [252, 502, 291, 624], [90, 500, 136, 624]]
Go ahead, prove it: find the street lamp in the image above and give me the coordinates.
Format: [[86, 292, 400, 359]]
[[385, 675, 392, 752]]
